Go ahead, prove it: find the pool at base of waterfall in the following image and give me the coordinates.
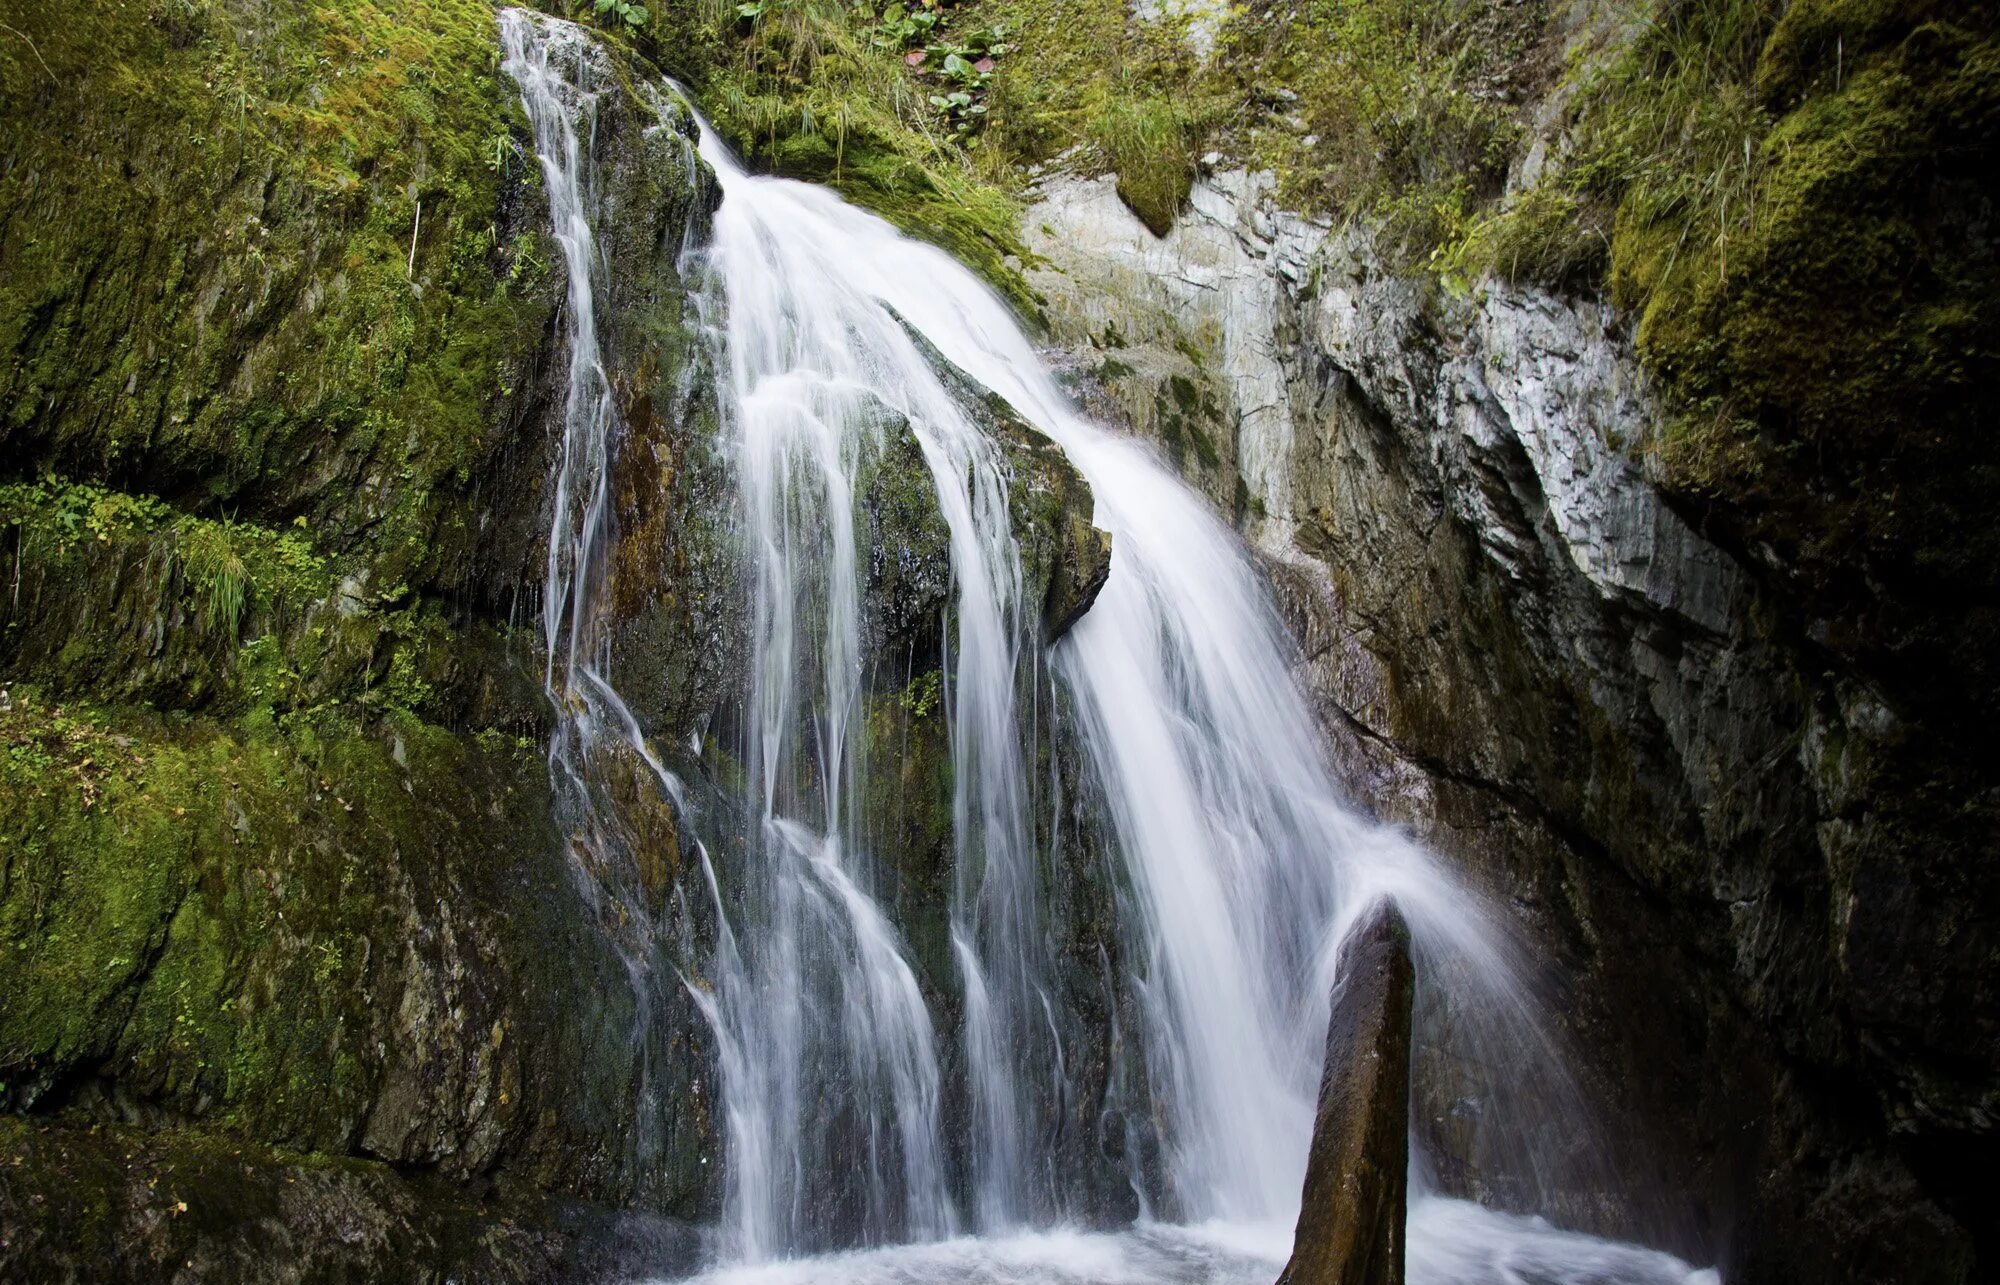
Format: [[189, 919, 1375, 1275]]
[[656, 1199, 1719, 1285]]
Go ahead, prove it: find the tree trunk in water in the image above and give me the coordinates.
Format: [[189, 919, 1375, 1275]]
[[1277, 898, 1414, 1285]]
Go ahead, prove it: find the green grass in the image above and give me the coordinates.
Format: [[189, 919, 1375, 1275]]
[[669, 0, 1041, 314], [1086, 92, 1198, 235]]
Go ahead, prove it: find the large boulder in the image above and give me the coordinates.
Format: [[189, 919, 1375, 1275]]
[[1278, 899, 1415, 1285]]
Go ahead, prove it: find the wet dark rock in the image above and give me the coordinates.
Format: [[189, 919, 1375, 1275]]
[[999, 420, 1114, 646], [890, 312, 1115, 645], [861, 414, 959, 668], [844, 321, 1133, 1229], [1022, 168, 1997, 1282], [0, 1116, 705, 1285], [1278, 900, 1414, 1285]]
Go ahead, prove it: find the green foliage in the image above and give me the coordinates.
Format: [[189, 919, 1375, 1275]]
[[1254, 0, 1536, 245], [1087, 92, 1195, 236], [0, 476, 537, 729], [1459, 0, 1998, 530], [898, 669, 944, 719], [1437, 0, 2000, 720], [0, 478, 331, 641], [871, 3, 944, 47], [971, 0, 1230, 234], [0, 687, 549, 1141], [695, 0, 1039, 313], [177, 525, 252, 636], [1443, 184, 1606, 288], [593, 0, 652, 28], [916, 21, 1013, 141], [861, 2, 1015, 141], [1574, 0, 1775, 341]]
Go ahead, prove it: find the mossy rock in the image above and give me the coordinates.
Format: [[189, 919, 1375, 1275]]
[[0, 689, 691, 1196], [0, 0, 559, 598], [0, 0, 728, 1247], [887, 315, 1113, 646], [0, 1113, 707, 1284], [1637, 4, 2000, 733]]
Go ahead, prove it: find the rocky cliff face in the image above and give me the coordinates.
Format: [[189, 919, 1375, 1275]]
[[0, 2, 731, 1278], [0, 3, 1118, 1277], [3, 0, 1990, 1279], [1022, 166, 1993, 1283]]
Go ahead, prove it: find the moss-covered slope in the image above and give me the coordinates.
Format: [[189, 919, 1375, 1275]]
[[0, 1, 720, 1277], [0, 0, 564, 594]]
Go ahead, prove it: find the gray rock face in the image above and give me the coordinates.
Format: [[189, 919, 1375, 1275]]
[[1025, 171, 1322, 526], [1278, 899, 1413, 1285], [1023, 169, 1987, 1282]]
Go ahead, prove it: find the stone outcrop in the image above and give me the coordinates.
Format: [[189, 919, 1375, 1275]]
[[891, 313, 1116, 648], [1278, 899, 1414, 1285], [0, 1114, 704, 1285], [0, 4, 722, 1280], [1023, 166, 1994, 1282]]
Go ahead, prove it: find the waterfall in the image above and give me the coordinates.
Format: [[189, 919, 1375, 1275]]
[[676, 95, 1085, 1254], [501, 11, 705, 1191], [671, 117, 1570, 1234], [502, 11, 1716, 1283]]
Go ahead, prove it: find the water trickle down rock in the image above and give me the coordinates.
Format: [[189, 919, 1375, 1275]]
[[890, 312, 1114, 644], [1278, 898, 1414, 1285]]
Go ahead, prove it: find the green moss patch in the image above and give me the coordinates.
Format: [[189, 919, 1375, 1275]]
[[0, 477, 541, 726], [0, 690, 541, 1139], [678, 0, 1039, 314], [0, 0, 552, 593]]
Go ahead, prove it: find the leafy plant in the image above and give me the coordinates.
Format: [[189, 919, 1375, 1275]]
[[179, 526, 250, 637], [870, 4, 940, 47], [592, 0, 649, 29], [861, 1, 1009, 139]]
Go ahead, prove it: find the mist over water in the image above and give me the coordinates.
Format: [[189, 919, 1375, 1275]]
[[501, 10, 1718, 1282]]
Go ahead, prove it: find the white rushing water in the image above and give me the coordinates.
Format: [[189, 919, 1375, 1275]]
[[669, 1203, 1716, 1285], [680, 66, 1062, 1257], [501, 10, 1717, 1283]]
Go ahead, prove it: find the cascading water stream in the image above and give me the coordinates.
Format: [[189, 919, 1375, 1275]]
[[676, 99, 1072, 1257], [673, 117, 1589, 1240], [501, 13, 710, 1191], [503, 11, 1717, 1282]]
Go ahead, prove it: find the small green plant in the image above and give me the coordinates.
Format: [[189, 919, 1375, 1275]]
[[863, 1, 1010, 140], [1087, 92, 1195, 236], [899, 670, 943, 720], [928, 89, 986, 140], [178, 525, 251, 637], [483, 131, 515, 172], [869, 3, 939, 46], [591, 0, 649, 29]]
